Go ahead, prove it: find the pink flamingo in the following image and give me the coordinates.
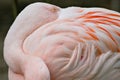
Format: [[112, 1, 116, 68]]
[[4, 2, 120, 80]]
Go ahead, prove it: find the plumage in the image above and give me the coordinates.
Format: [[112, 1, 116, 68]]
[[4, 2, 120, 80]]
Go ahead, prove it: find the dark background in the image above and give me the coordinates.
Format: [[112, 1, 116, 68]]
[[0, 0, 120, 80]]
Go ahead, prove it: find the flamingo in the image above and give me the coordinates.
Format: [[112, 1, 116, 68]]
[[4, 2, 120, 80]]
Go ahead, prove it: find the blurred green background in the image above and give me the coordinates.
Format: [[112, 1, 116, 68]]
[[0, 0, 120, 80]]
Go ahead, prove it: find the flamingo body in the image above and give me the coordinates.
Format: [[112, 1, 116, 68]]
[[4, 2, 120, 80]]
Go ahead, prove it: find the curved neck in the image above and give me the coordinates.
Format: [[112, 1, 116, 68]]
[[4, 2, 59, 72]]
